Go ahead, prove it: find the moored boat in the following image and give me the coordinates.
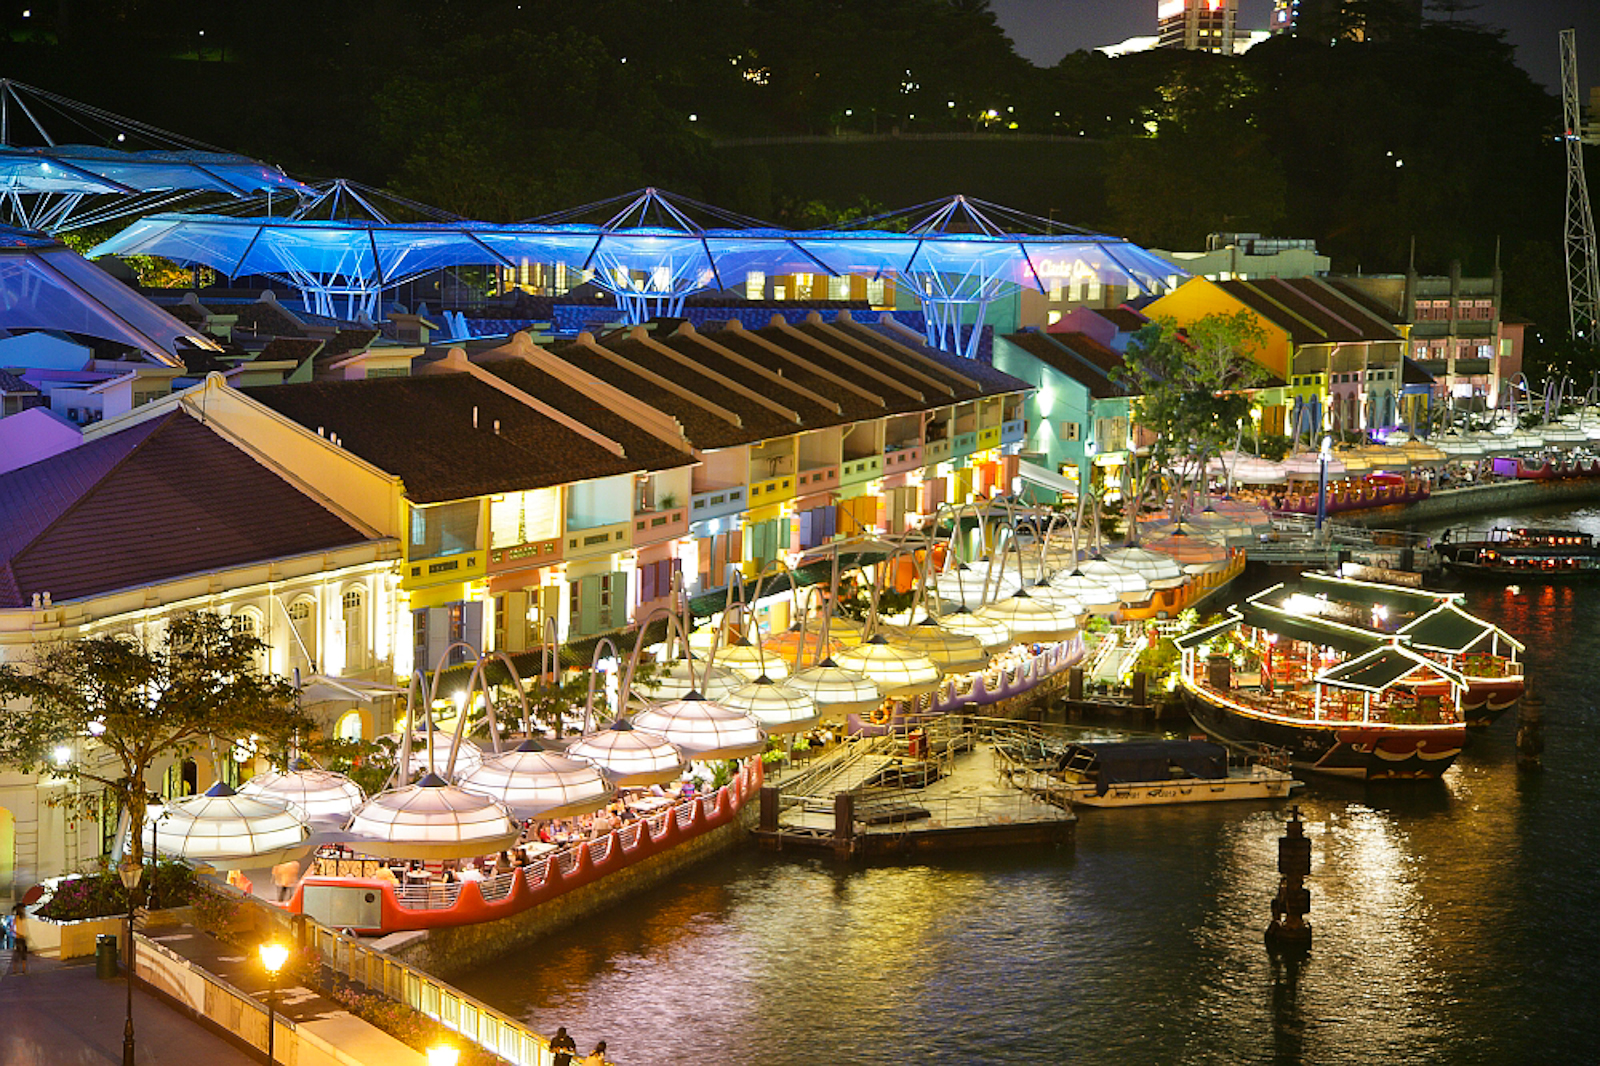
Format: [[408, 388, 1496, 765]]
[[1174, 593, 1476, 779], [1438, 527, 1600, 580], [1047, 739, 1301, 807]]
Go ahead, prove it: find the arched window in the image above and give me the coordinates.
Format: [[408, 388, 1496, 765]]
[[233, 607, 267, 672], [342, 588, 367, 672], [336, 710, 365, 741], [287, 597, 317, 680]]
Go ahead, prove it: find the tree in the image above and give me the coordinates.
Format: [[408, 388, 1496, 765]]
[[1113, 312, 1270, 527], [0, 612, 311, 868]]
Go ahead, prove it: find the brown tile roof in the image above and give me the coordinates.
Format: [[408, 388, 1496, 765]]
[[230, 302, 307, 339], [0, 412, 369, 609], [471, 359, 697, 471], [244, 374, 688, 504], [1002, 331, 1129, 400], [259, 337, 324, 365], [1098, 306, 1151, 333], [318, 329, 382, 361], [1220, 279, 1401, 346]]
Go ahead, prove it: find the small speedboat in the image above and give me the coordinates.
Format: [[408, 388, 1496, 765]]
[[1052, 739, 1301, 807]]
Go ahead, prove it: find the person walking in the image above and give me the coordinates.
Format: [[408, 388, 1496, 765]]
[[582, 1040, 607, 1064], [549, 1026, 578, 1066]]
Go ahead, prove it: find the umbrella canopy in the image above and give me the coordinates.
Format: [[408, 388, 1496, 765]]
[[931, 605, 1014, 650], [295, 674, 404, 705], [933, 565, 1021, 608], [1077, 559, 1151, 595], [1282, 452, 1346, 480], [786, 659, 883, 713], [1400, 442, 1447, 466], [711, 640, 791, 682], [1142, 530, 1230, 565], [972, 590, 1080, 643], [565, 719, 689, 787], [1100, 547, 1182, 580], [239, 765, 365, 824], [455, 739, 613, 820], [632, 660, 744, 703], [833, 636, 943, 696], [1047, 572, 1123, 611], [143, 782, 310, 870], [880, 621, 990, 674], [720, 677, 821, 735], [632, 695, 767, 759], [762, 627, 849, 667], [343, 773, 522, 861]]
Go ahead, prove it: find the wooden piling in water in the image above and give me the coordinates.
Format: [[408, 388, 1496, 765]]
[[1266, 805, 1312, 952]]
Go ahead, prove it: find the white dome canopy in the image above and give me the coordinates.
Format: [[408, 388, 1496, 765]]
[[632, 696, 768, 759], [144, 782, 310, 870], [786, 659, 883, 712], [565, 719, 689, 787], [972, 591, 1080, 643], [933, 565, 1021, 608], [632, 659, 744, 702], [720, 677, 820, 735], [881, 621, 989, 674], [344, 773, 522, 860], [1100, 547, 1183, 580], [834, 636, 943, 695], [455, 739, 613, 820], [930, 606, 1014, 650], [711, 640, 791, 682], [1047, 571, 1124, 610], [1077, 559, 1151, 594], [239, 764, 365, 824]]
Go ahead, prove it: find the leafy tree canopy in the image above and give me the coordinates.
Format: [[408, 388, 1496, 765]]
[[0, 612, 311, 866]]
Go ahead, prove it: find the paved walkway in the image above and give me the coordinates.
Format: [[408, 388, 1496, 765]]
[[0, 948, 259, 1065]]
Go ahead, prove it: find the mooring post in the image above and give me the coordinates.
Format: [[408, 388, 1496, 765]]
[[1068, 665, 1083, 701], [1517, 684, 1544, 772], [833, 792, 855, 859], [759, 786, 779, 832], [1266, 805, 1312, 952], [1131, 670, 1148, 707]]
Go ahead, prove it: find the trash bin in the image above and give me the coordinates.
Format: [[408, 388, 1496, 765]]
[[96, 932, 120, 979], [908, 729, 928, 759]]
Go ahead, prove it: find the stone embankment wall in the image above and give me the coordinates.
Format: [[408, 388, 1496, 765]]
[[381, 802, 758, 980], [1345, 477, 1600, 527]]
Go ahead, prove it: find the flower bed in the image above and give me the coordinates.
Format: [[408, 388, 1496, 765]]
[[35, 861, 198, 922]]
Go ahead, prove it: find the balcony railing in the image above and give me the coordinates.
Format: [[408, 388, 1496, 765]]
[[690, 484, 747, 523], [487, 537, 562, 573], [632, 506, 688, 546], [563, 518, 632, 559]]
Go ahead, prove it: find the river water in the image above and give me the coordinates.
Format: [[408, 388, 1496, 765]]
[[453, 503, 1600, 1066]]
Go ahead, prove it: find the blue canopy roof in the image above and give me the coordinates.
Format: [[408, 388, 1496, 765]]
[[0, 144, 307, 197]]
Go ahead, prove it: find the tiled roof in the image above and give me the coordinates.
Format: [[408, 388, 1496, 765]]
[[244, 374, 689, 504], [319, 329, 382, 361], [0, 368, 37, 393], [229, 302, 307, 339], [541, 317, 1029, 451], [1002, 331, 1128, 400], [0, 411, 368, 609], [258, 337, 323, 364], [471, 359, 696, 470], [1098, 306, 1151, 333], [1220, 279, 1401, 345]]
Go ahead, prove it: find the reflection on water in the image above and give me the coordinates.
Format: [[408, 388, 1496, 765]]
[[455, 507, 1600, 1065]]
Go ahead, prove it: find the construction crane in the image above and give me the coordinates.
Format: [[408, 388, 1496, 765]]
[[1563, 28, 1600, 342]]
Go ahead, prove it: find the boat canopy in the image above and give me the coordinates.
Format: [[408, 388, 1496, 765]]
[[1299, 571, 1455, 613], [1067, 740, 1228, 793], [1397, 601, 1524, 656], [1239, 598, 1383, 655], [1316, 644, 1464, 693], [1173, 610, 1243, 651]]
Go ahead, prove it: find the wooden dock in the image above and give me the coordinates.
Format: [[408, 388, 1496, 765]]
[[752, 723, 1075, 858]]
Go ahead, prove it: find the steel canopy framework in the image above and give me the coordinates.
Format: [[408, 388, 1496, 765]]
[[0, 80, 309, 233], [88, 189, 1180, 353]]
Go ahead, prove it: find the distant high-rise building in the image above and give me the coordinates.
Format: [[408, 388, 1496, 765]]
[[1157, 0, 1237, 54]]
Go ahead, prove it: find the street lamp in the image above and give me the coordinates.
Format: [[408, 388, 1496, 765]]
[[427, 1047, 461, 1066], [1315, 434, 1333, 532], [117, 861, 143, 1066], [259, 941, 290, 1065]]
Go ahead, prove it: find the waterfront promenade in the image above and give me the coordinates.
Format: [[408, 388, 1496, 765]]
[[0, 948, 259, 1065]]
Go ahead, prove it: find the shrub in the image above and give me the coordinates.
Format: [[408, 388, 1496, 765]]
[[35, 861, 197, 922]]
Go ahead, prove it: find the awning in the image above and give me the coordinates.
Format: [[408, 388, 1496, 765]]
[[1317, 644, 1462, 693], [1017, 459, 1076, 495], [1398, 602, 1522, 656]]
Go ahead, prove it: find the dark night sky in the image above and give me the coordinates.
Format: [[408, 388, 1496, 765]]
[[988, 1, 1600, 93]]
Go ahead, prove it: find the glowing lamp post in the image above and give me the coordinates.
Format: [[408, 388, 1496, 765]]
[[428, 1047, 461, 1066], [1316, 435, 1333, 531], [118, 861, 143, 1066], [259, 941, 291, 1065]]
